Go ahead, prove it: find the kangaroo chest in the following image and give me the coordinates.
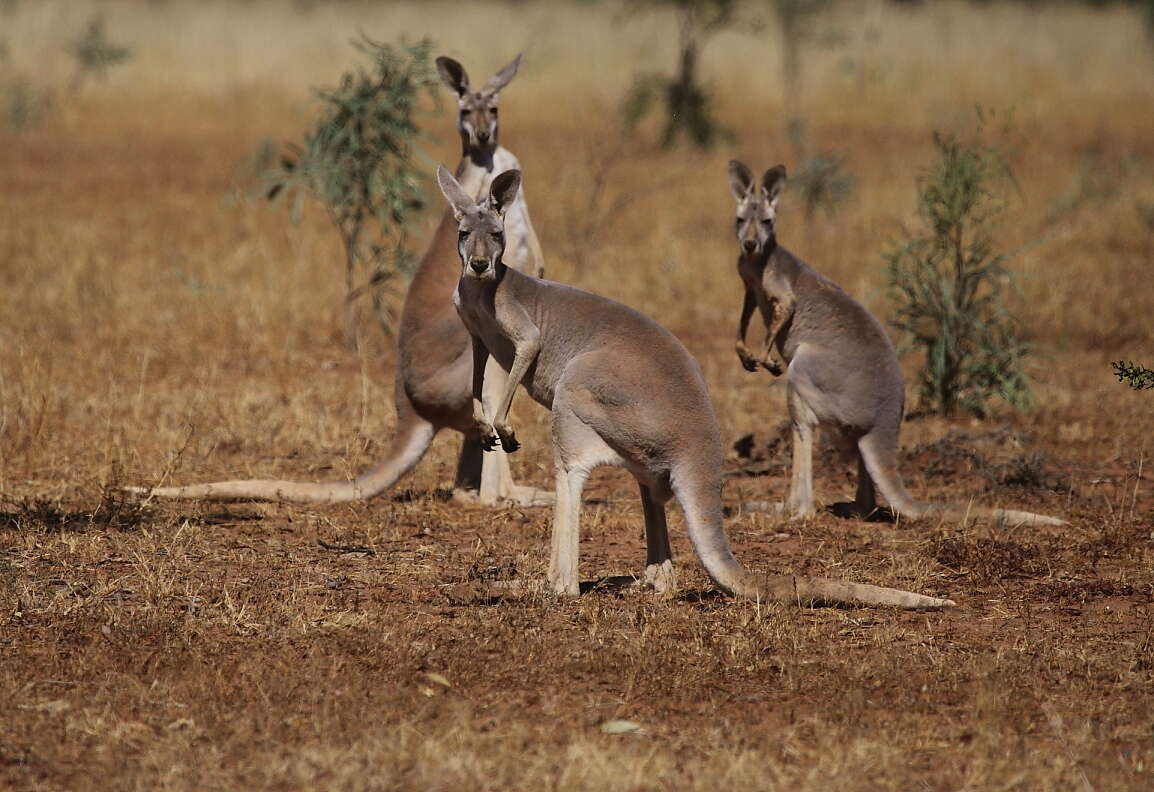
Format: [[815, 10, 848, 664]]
[[738, 257, 786, 326], [453, 282, 517, 368]]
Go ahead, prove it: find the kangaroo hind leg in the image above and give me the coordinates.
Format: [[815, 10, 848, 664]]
[[546, 393, 623, 596], [853, 449, 879, 518], [786, 382, 819, 518], [475, 354, 554, 507], [639, 482, 677, 595]]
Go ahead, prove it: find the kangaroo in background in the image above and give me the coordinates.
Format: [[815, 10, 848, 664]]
[[728, 160, 1064, 527], [131, 55, 549, 506], [438, 163, 954, 609]]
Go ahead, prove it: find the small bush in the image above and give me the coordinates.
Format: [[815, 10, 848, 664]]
[[67, 14, 133, 94], [1, 13, 132, 131], [885, 116, 1033, 417], [1112, 360, 1154, 391], [791, 151, 854, 220], [620, 0, 739, 149], [3, 79, 51, 130], [258, 35, 439, 345]]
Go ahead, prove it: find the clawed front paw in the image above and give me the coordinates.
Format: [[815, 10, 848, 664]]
[[478, 421, 501, 451], [736, 345, 759, 373], [761, 357, 784, 376], [478, 421, 520, 453], [495, 423, 520, 453]]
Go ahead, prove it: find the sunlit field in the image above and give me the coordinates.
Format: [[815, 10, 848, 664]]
[[2, 1, 1152, 789]]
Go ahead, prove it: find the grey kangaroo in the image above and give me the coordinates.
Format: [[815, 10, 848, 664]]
[[132, 55, 548, 506], [728, 159, 1064, 527], [438, 163, 954, 609]]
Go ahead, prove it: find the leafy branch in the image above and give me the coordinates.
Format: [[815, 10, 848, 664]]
[[258, 35, 440, 346], [1112, 361, 1154, 391]]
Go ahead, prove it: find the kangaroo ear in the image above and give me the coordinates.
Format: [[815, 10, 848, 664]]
[[482, 53, 522, 95], [436, 56, 470, 97], [437, 164, 476, 220], [728, 160, 754, 201], [488, 169, 522, 217], [763, 165, 787, 206]]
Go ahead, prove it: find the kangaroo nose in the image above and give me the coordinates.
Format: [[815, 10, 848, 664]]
[[470, 259, 490, 274], [476, 130, 490, 144], [742, 239, 757, 253]]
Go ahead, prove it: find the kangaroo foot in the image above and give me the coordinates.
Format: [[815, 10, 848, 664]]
[[639, 560, 678, 596], [502, 484, 555, 508]]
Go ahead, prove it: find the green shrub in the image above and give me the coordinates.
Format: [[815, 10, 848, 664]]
[[3, 79, 51, 131], [885, 118, 1033, 417], [620, 0, 739, 149], [259, 35, 439, 345], [67, 14, 133, 94], [791, 151, 854, 220], [1112, 361, 1154, 391], [1, 13, 132, 131]]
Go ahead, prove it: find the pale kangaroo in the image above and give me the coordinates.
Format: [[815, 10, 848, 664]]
[[728, 160, 1064, 527], [133, 55, 548, 506], [438, 164, 954, 609]]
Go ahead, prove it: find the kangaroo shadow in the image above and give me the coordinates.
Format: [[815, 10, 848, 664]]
[[827, 501, 898, 523]]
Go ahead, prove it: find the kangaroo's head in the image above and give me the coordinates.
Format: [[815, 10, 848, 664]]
[[728, 160, 786, 257], [436, 54, 522, 157], [437, 164, 522, 282]]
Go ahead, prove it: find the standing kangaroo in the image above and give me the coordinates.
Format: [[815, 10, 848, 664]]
[[133, 55, 549, 506], [728, 160, 1063, 526], [438, 164, 953, 609]]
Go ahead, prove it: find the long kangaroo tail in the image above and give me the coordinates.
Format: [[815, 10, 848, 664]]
[[858, 431, 1066, 527], [672, 464, 955, 610], [131, 410, 438, 504]]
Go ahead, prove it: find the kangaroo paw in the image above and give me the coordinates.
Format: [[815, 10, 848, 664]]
[[495, 424, 520, 453], [762, 358, 784, 377], [477, 422, 502, 452], [504, 484, 555, 507]]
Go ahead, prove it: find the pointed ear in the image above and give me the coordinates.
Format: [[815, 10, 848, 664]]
[[728, 160, 754, 201], [436, 56, 470, 97], [488, 169, 522, 217], [763, 165, 787, 206], [481, 53, 522, 95], [437, 164, 476, 219]]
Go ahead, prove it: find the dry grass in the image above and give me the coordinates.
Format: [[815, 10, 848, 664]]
[[2, 1, 1153, 789]]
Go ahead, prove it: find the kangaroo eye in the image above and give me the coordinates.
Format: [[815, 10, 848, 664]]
[[461, 108, 473, 117], [490, 107, 498, 117], [491, 230, 504, 241], [458, 229, 468, 240]]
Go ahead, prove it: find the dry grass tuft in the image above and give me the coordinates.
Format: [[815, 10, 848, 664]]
[[927, 533, 1045, 583]]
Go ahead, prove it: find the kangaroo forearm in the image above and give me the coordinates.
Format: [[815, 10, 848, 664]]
[[737, 290, 755, 344], [470, 335, 490, 421], [761, 296, 794, 358], [496, 342, 538, 424]]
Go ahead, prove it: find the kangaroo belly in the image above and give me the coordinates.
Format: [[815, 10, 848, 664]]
[[787, 342, 903, 433], [397, 309, 474, 429]]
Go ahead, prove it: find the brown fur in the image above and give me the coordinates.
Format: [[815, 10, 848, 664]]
[[728, 160, 1064, 527]]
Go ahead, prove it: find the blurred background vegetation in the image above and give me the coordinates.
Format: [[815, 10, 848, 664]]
[[2, 0, 1152, 434]]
